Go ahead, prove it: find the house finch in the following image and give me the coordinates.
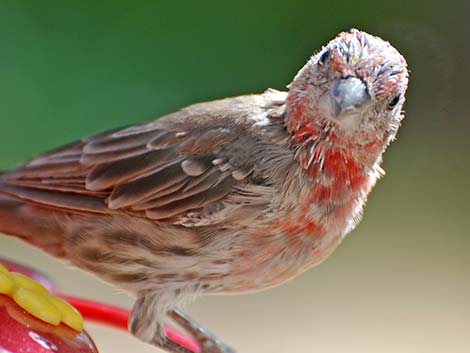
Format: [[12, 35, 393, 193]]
[[0, 29, 408, 353]]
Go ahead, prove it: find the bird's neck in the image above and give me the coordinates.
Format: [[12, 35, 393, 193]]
[[284, 93, 385, 205]]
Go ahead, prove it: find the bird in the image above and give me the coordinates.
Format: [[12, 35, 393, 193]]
[[0, 29, 408, 353]]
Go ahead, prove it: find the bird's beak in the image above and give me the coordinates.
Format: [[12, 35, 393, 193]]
[[330, 77, 370, 118]]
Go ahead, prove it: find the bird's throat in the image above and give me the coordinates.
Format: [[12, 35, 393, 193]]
[[290, 117, 383, 205]]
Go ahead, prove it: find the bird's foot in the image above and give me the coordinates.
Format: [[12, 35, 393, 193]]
[[170, 308, 236, 353]]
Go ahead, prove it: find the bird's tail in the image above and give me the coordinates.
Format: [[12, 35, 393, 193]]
[[0, 183, 66, 258], [0, 193, 31, 238]]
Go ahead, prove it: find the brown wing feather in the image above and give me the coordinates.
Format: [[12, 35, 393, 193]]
[[0, 118, 249, 220], [0, 91, 290, 220]]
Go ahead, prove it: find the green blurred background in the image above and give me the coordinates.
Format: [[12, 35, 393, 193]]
[[0, 1, 468, 352]]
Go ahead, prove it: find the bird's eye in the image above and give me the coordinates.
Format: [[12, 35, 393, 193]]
[[318, 50, 330, 65], [388, 95, 400, 109]]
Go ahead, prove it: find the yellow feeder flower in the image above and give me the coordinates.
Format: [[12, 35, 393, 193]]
[[0, 262, 84, 331]]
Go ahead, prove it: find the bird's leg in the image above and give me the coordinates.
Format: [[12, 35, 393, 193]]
[[169, 308, 236, 353], [129, 290, 236, 353], [129, 291, 194, 353]]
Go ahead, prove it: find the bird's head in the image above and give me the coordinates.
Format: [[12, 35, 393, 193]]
[[286, 29, 408, 158]]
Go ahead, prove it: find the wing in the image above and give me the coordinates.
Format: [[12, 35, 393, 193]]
[[0, 93, 287, 223]]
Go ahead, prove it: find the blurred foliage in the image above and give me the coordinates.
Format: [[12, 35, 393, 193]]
[[0, 0, 466, 161]]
